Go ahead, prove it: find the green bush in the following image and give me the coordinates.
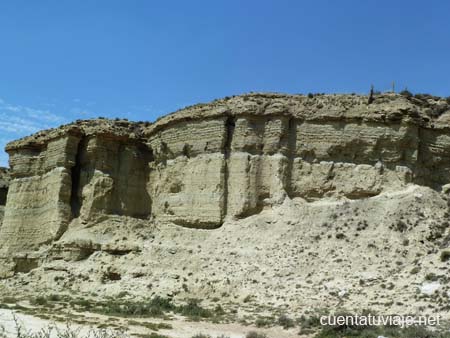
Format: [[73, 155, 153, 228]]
[[148, 333, 170, 338], [400, 89, 413, 97], [440, 250, 450, 262], [180, 299, 213, 318], [410, 266, 420, 274], [425, 273, 438, 281], [255, 317, 274, 328], [278, 314, 295, 329], [246, 332, 267, 338], [32, 296, 48, 306]]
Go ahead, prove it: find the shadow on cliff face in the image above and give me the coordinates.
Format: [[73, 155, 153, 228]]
[[0, 167, 9, 206], [69, 136, 153, 222], [0, 167, 9, 227], [70, 138, 85, 218], [0, 188, 7, 206]]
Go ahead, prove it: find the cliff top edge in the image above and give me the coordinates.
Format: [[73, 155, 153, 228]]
[[6, 92, 450, 151]]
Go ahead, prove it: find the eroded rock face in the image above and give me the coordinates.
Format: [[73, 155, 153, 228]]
[[1, 92, 450, 277], [0, 167, 9, 225]]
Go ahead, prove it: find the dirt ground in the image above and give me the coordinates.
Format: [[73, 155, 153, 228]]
[[0, 308, 301, 338]]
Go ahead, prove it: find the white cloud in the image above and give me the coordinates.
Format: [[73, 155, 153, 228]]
[[69, 107, 93, 116], [0, 98, 69, 167], [0, 100, 66, 132]]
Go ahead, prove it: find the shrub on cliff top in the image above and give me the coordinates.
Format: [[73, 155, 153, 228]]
[[400, 89, 413, 97]]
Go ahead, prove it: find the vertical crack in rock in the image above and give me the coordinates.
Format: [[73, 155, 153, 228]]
[[112, 143, 125, 216], [144, 144, 154, 218], [0, 187, 7, 206], [285, 118, 297, 198], [222, 116, 235, 220], [414, 126, 426, 187], [111, 141, 153, 219], [0, 167, 9, 207], [411, 126, 430, 190], [129, 142, 153, 219], [70, 137, 85, 218]]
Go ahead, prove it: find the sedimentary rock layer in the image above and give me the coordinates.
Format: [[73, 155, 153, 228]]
[[1, 92, 450, 277]]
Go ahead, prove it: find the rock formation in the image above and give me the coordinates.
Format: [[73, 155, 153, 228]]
[[1, 92, 450, 279], [0, 167, 9, 225]]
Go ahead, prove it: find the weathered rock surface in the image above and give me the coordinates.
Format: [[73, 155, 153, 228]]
[[0, 167, 9, 225], [1, 92, 450, 281]]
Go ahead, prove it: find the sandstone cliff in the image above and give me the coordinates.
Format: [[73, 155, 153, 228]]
[[0, 167, 9, 225], [1, 92, 450, 279]]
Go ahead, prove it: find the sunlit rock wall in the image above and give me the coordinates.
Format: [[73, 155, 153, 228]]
[[1, 93, 450, 277]]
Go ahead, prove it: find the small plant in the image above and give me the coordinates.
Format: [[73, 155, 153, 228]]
[[368, 84, 375, 104], [48, 294, 61, 301], [243, 295, 253, 303], [117, 291, 129, 298], [246, 332, 267, 338], [214, 304, 225, 315], [395, 220, 407, 232], [4, 316, 129, 338], [425, 272, 438, 281], [400, 89, 413, 97], [149, 296, 176, 312], [190, 335, 230, 338], [2, 296, 17, 304], [180, 299, 213, 318], [32, 296, 48, 306], [278, 314, 295, 329], [410, 266, 421, 274], [335, 233, 345, 240], [255, 317, 274, 328], [440, 250, 450, 262], [148, 334, 170, 338], [298, 313, 323, 329]]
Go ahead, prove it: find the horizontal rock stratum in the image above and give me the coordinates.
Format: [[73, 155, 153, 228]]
[[1, 92, 450, 278]]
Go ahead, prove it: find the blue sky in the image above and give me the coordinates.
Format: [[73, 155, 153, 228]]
[[0, 0, 449, 166]]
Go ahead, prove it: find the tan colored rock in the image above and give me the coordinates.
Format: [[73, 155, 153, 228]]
[[1, 92, 450, 279], [1, 167, 72, 252], [149, 153, 226, 228]]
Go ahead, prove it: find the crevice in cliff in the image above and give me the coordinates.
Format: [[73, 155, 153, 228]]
[[0, 167, 9, 206], [414, 125, 435, 188], [111, 141, 153, 219], [414, 126, 423, 186], [416, 125, 432, 189], [222, 116, 235, 221], [285, 118, 297, 198], [0, 188, 7, 206], [70, 137, 85, 218], [112, 143, 125, 217]]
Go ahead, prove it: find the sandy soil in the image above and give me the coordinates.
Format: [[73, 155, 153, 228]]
[[0, 308, 300, 338]]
